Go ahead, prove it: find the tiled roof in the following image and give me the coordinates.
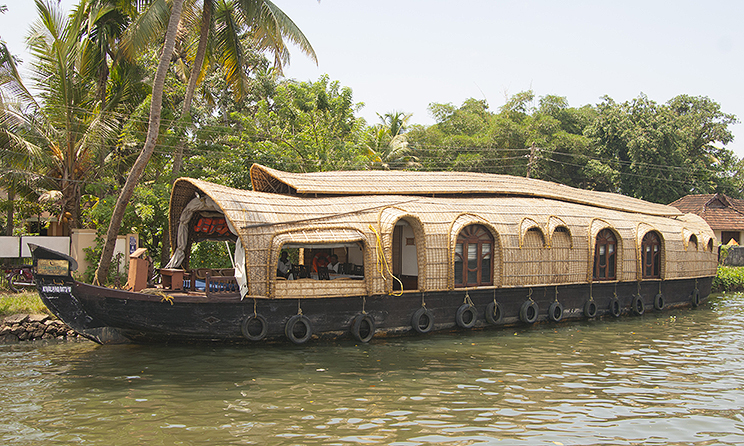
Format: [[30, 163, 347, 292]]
[[669, 194, 744, 230]]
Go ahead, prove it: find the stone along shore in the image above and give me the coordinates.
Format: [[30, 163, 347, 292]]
[[0, 314, 79, 343]]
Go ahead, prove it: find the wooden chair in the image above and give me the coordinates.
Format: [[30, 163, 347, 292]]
[[317, 266, 330, 280]]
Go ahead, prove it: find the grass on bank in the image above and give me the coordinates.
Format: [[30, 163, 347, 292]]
[[1, 266, 743, 318], [0, 290, 50, 318]]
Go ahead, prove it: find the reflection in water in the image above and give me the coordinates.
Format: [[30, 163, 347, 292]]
[[1, 294, 744, 445]]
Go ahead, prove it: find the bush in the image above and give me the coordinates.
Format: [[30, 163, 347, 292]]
[[712, 266, 744, 292]]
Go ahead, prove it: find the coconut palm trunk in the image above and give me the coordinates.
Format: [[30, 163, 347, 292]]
[[94, 0, 185, 285]]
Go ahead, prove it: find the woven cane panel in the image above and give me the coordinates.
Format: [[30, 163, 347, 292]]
[[275, 279, 366, 298]]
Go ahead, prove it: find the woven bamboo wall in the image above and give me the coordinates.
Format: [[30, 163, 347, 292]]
[[171, 178, 717, 298]]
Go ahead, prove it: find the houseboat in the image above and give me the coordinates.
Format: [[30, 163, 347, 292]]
[[32, 164, 716, 344]]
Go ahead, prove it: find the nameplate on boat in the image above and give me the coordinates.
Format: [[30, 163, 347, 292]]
[[37, 259, 69, 276], [42, 285, 71, 294]]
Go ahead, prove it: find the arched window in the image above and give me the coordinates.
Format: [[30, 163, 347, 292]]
[[641, 231, 661, 279], [593, 229, 617, 280], [689, 234, 698, 251], [454, 224, 493, 287]]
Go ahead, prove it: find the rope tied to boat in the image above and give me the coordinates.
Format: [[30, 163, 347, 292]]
[[527, 287, 534, 302], [588, 282, 594, 302], [554, 286, 559, 302], [297, 299, 303, 315], [368, 224, 403, 296], [159, 292, 174, 305], [463, 290, 474, 307], [362, 295, 367, 314], [253, 298, 258, 317]]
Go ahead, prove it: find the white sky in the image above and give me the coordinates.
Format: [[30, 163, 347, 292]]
[[3, 0, 744, 158]]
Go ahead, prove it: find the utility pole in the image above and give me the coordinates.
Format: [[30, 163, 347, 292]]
[[526, 142, 537, 178]]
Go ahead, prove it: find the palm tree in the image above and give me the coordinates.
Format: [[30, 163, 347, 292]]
[[95, 0, 317, 283], [366, 111, 419, 170], [73, 0, 136, 107], [94, 0, 185, 284], [171, 0, 317, 176], [0, 0, 121, 233]]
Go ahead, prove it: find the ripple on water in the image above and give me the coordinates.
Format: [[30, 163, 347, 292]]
[[1, 295, 744, 444]]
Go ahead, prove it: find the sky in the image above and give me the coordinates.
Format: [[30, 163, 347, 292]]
[[2, 0, 744, 157]]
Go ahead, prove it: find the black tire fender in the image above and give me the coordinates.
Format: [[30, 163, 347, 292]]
[[241, 314, 268, 341], [351, 313, 375, 343], [520, 300, 538, 324], [654, 293, 665, 311], [584, 300, 598, 318], [285, 314, 312, 344], [631, 295, 645, 316], [548, 301, 564, 322], [455, 304, 477, 329], [609, 296, 621, 317], [485, 301, 503, 325], [411, 307, 434, 334], [691, 289, 701, 307]]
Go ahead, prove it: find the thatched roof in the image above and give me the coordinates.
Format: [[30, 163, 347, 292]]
[[249, 164, 681, 217]]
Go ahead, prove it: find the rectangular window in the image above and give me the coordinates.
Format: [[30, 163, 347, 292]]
[[467, 244, 478, 284], [482, 243, 491, 283]]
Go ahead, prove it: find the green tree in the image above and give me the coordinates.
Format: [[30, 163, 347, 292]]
[[170, 0, 317, 177], [212, 75, 367, 183], [585, 94, 739, 203]]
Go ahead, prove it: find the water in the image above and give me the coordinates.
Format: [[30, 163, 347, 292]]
[[2, 294, 744, 445]]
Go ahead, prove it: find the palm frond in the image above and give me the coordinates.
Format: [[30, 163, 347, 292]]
[[120, 0, 169, 61], [214, 0, 248, 99], [236, 0, 317, 70]]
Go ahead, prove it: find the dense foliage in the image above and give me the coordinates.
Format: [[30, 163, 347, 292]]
[[712, 266, 744, 293], [1, 1, 743, 284]]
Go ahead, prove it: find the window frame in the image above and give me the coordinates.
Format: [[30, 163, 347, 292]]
[[454, 224, 494, 287], [641, 231, 661, 279], [593, 228, 617, 281]]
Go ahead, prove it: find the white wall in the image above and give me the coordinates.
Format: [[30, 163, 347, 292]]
[[0, 237, 20, 258], [20, 236, 71, 257], [400, 223, 418, 276]]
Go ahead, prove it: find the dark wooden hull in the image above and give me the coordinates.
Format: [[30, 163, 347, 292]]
[[34, 271, 712, 345]]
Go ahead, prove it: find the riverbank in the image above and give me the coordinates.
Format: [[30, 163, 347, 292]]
[[0, 290, 81, 343], [0, 313, 80, 343]]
